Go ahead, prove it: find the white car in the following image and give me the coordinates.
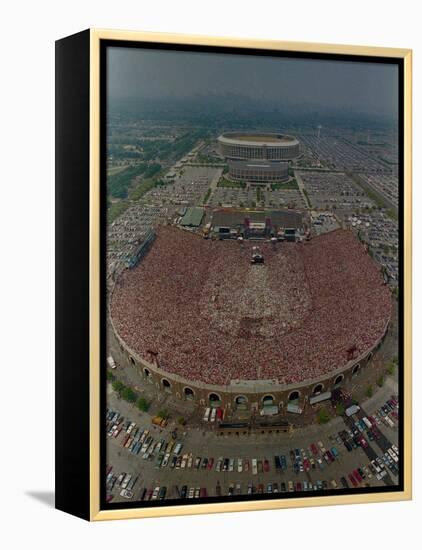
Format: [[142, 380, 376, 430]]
[[139, 430, 149, 443], [121, 474, 132, 489], [252, 458, 258, 475], [229, 458, 235, 472], [151, 487, 160, 501], [173, 443, 183, 455], [388, 448, 399, 462], [237, 458, 243, 473], [161, 453, 170, 468], [127, 422, 136, 434], [107, 355, 117, 369], [119, 489, 133, 499]]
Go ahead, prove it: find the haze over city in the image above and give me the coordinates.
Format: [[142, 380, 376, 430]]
[[107, 46, 399, 120]]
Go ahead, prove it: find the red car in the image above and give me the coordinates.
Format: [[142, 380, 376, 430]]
[[359, 436, 368, 448], [310, 443, 319, 456], [326, 450, 334, 462], [348, 473, 358, 487], [353, 469, 363, 483], [295, 482, 302, 492], [207, 457, 214, 470], [263, 459, 270, 473], [303, 458, 310, 471]]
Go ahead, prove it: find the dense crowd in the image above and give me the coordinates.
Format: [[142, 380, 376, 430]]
[[110, 226, 392, 386]]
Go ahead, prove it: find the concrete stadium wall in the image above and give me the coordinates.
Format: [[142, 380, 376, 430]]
[[108, 314, 389, 413]]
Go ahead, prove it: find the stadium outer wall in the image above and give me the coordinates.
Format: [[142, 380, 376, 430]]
[[108, 313, 390, 413]]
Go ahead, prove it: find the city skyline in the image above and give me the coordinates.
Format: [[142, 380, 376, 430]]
[[107, 46, 399, 119]]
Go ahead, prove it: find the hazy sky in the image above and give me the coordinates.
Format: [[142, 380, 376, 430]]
[[107, 46, 399, 117]]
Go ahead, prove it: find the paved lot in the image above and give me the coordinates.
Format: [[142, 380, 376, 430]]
[[106, 381, 399, 503]]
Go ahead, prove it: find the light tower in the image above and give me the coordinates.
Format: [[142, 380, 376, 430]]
[[317, 124, 322, 139]]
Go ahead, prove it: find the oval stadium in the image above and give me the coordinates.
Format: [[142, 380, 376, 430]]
[[109, 225, 392, 412], [217, 132, 300, 184]]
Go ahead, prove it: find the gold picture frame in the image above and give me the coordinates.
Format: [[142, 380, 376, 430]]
[[56, 28, 412, 521]]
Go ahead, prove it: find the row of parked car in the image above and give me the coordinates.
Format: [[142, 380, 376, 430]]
[[289, 439, 341, 475], [373, 396, 399, 429], [105, 466, 139, 501], [106, 408, 183, 463]]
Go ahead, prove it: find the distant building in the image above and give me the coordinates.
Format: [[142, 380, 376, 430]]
[[217, 132, 300, 185]]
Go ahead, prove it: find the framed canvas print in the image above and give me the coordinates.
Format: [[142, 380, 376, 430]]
[[55, 29, 412, 521]]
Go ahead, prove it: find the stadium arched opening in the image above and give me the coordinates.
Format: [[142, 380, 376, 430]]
[[334, 374, 344, 386], [313, 384, 324, 395], [352, 364, 361, 375], [262, 395, 275, 405], [162, 378, 172, 393], [209, 393, 221, 406], [184, 387, 194, 400], [288, 391, 300, 402]]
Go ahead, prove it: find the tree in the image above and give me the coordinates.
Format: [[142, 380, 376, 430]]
[[336, 402, 345, 416], [317, 408, 331, 424], [121, 387, 137, 403], [106, 370, 115, 382], [386, 361, 396, 375], [158, 409, 169, 420], [137, 397, 150, 412], [366, 385, 373, 398], [377, 375, 385, 388], [112, 380, 125, 395]]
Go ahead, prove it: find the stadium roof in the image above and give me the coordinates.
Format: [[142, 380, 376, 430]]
[[179, 207, 204, 227], [218, 132, 299, 148]]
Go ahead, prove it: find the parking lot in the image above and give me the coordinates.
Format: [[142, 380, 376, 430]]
[[106, 385, 399, 503]]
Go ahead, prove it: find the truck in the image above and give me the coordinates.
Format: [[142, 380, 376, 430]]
[[152, 416, 167, 428], [345, 404, 361, 417]]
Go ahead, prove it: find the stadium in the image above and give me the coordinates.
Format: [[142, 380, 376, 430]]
[[109, 225, 392, 415], [217, 132, 300, 185]]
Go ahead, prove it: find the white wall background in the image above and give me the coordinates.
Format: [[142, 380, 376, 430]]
[[0, 0, 419, 548]]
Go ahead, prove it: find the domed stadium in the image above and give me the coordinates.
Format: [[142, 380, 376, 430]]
[[217, 132, 300, 184]]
